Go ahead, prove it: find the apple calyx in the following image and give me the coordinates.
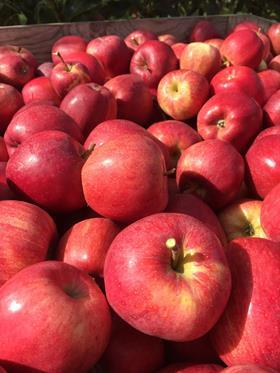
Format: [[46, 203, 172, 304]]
[[166, 238, 184, 273], [217, 119, 226, 128], [243, 223, 255, 236], [55, 51, 71, 72]]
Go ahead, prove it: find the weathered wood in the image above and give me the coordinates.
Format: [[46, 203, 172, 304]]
[[0, 14, 275, 62]]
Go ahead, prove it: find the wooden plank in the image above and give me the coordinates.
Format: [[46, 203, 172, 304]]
[[0, 14, 275, 63]]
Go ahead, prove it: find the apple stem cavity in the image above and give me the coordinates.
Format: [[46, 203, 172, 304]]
[[81, 143, 96, 160], [55, 51, 71, 72], [166, 238, 184, 273], [243, 223, 255, 236]]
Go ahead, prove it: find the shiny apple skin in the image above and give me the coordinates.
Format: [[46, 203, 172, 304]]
[[22, 76, 61, 106], [0, 83, 23, 134], [0, 260, 111, 372], [104, 212, 231, 341], [211, 237, 280, 371]]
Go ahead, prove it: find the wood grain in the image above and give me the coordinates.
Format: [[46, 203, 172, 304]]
[[0, 14, 274, 62]]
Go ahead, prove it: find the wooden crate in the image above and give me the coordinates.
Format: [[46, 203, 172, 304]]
[[0, 14, 274, 63]]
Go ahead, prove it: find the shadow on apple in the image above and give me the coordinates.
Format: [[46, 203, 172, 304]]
[[0, 359, 45, 373]]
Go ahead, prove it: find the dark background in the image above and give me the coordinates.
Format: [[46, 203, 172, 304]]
[[1, 0, 280, 26]]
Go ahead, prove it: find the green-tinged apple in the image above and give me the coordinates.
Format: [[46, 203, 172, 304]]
[[104, 212, 231, 341]]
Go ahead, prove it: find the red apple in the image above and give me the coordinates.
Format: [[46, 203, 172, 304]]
[[205, 38, 224, 50], [197, 91, 263, 152], [158, 33, 178, 46], [22, 76, 61, 106], [0, 54, 35, 88], [4, 103, 83, 156], [124, 29, 158, 51], [0, 162, 16, 200], [86, 35, 132, 80], [253, 126, 280, 143], [36, 61, 53, 77], [218, 199, 266, 242], [0, 82, 23, 134], [263, 89, 280, 126], [157, 69, 209, 120], [104, 212, 231, 341], [0, 199, 57, 286], [258, 69, 280, 104], [104, 74, 153, 126], [60, 82, 117, 136], [130, 40, 178, 94], [267, 23, 280, 55], [171, 42, 187, 59], [245, 134, 280, 198], [0, 260, 111, 372], [257, 32, 271, 61], [147, 119, 201, 168], [222, 365, 278, 373], [51, 35, 87, 64], [0, 45, 37, 72], [268, 54, 280, 72], [0, 138, 8, 161], [176, 139, 244, 209], [190, 20, 220, 42], [210, 65, 264, 106], [82, 133, 168, 222], [260, 182, 280, 241], [210, 237, 280, 371], [157, 363, 223, 373], [6, 130, 87, 212], [232, 21, 260, 33], [57, 217, 121, 276], [180, 42, 221, 80]]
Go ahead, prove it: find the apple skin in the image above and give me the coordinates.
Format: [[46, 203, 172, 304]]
[[176, 139, 245, 210], [205, 38, 224, 50], [210, 237, 280, 371], [82, 134, 168, 223], [157, 363, 224, 373], [4, 103, 83, 156], [157, 69, 209, 120], [263, 89, 280, 126], [197, 91, 263, 153], [147, 120, 201, 169], [0, 162, 16, 200], [130, 40, 178, 93], [171, 42, 187, 59], [104, 212, 231, 341], [0, 82, 23, 134], [101, 313, 165, 373], [258, 69, 280, 104], [267, 23, 280, 56], [0, 199, 57, 286], [180, 42, 221, 80], [253, 126, 280, 143], [124, 29, 158, 51], [50, 61, 92, 98], [6, 130, 86, 213], [36, 61, 53, 77], [0, 138, 8, 162], [86, 35, 132, 80], [268, 54, 280, 73], [57, 217, 121, 277], [222, 365, 279, 373], [0, 260, 111, 372], [245, 134, 280, 198], [60, 82, 117, 137], [22, 76, 61, 106], [210, 65, 264, 106], [0, 54, 35, 88], [218, 199, 267, 242], [104, 74, 153, 126], [260, 182, 280, 241], [190, 20, 220, 42], [232, 21, 260, 33], [158, 34, 178, 46], [51, 35, 87, 64]]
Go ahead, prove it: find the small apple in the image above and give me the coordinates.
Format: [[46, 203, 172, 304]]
[[22, 76, 61, 106]]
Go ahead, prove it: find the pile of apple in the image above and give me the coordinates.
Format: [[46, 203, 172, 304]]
[[1, 17, 280, 373]]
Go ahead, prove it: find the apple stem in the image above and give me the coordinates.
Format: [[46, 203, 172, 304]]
[[166, 238, 183, 272], [81, 143, 95, 160], [222, 59, 231, 67], [217, 119, 225, 128], [164, 168, 176, 176], [17, 47, 22, 53], [243, 223, 255, 237], [55, 51, 71, 72]]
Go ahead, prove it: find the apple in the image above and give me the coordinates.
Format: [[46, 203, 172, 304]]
[[60, 82, 117, 137], [51, 35, 87, 64], [260, 182, 280, 241], [86, 35, 132, 80], [147, 119, 201, 168], [4, 103, 83, 156], [210, 237, 280, 371], [245, 134, 280, 198], [124, 29, 158, 51], [82, 133, 168, 223], [171, 42, 187, 59], [257, 32, 271, 62], [0, 54, 35, 88], [180, 42, 221, 80], [6, 130, 87, 213], [50, 55, 92, 98], [231, 21, 260, 33], [253, 126, 280, 143], [258, 69, 280, 104], [36, 61, 53, 77], [104, 212, 231, 341], [0, 82, 23, 134], [218, 199, 267, 242], [22, 76, 61, 106], [267, 22, 280, 55], [268, 54, 280, 72], [157, 363, 224, 373], [0, 199, 57, 286], [0, 260, 111, 372], [158, 34, 178, 46], [190, 20, 220, 42], [205, 38, 224, 50], [104, 74, 153, 126], [130, 40, 178, 94], [176, 139, 245, 209], [101, 313, 165, 373], [222, 365, 279, 373], [0, 45, 37, 73], [57, 217, 121, 277], [197, 91, 263, 153], [210, 65, 264, 106], [263, 89, 280, 126], [157, 69, 209, 120]]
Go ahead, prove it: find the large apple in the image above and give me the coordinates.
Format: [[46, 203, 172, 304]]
[[210, 237, 280, 371], [176, 139, 245, 209], [197, 91, 263, 152], [0, 199, 57, 286], [0, 82, 23, 134], [0, 260, 111, 372], [104, 212, 231, 341], [82, 133, 168, 223]]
